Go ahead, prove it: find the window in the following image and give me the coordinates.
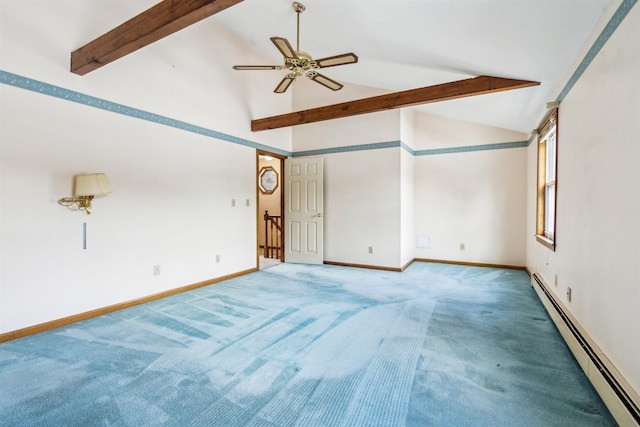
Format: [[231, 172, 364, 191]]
[[536, 109, 558, 250]]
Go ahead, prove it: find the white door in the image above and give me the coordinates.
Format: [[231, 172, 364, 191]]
[[284, 157, 324, 264]]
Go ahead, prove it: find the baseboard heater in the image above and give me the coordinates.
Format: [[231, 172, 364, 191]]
[[532, 273, 640, 426]]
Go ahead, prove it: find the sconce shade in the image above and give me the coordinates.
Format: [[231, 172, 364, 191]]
[[59, 173, 112, 214], [74, 173, 112, 196]]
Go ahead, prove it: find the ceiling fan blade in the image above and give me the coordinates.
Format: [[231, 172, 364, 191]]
[[233, 65, 281, 70], [274, 75, 296, 93], [308, 73, 343, 91], [315, 53, 358, 68], [270, 37, 298, 59]]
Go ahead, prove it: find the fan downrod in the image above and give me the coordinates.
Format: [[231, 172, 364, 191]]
[[293, 2, 305, 51]]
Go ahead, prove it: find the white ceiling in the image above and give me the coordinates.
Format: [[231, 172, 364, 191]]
[[3, 0, 615, 135], [209, 0, 613, 133]]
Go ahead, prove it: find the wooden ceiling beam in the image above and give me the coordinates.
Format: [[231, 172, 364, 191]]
[[251, 76, 540, 131], [71, 0, 243, 75]]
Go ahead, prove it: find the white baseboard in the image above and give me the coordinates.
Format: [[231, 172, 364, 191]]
[[531, 273, 640, 426]]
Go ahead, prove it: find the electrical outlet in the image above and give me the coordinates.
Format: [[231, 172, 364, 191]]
[[215, 254, 220, 263], [246, 199, 251, 207], [460, 243, 465, 250], [368, 246, 374, 254], [231, 199, 236, 207], [153, 265, 160, 276]]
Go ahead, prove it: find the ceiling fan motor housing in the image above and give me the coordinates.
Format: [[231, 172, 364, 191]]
[[286, 51, 319, 77]]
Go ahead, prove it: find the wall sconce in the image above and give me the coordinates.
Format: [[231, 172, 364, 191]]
[[58, 173, 112, 214]]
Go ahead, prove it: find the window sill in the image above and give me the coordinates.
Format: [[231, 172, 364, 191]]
[[536, 235, 556, 251]]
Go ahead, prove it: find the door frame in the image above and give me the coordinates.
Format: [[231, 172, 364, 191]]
[[256, 149, 287, 267]]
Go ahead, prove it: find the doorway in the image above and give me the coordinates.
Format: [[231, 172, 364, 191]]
[[257, 150, 286, 270]]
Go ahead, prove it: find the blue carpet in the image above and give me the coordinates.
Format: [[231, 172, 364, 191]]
[[0, 262, 616, 426]]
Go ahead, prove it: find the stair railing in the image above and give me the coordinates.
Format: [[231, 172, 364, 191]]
[[263, 210, 282, 260]]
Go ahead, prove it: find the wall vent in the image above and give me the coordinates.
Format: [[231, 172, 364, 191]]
[[532, 273, 640, 425]]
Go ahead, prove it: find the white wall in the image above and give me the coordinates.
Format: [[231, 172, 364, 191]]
[[0, 85, 260, 331], [0, 2, 292, 332], [292, 80, 400, 153], [400, 148, 415, 267], [292, 81, 404, 268], [0, 1, 292, 151], [526, 4, 640, 394], [290, 81, 530, 269], [414, 112, 529, 266], [414, 112, 527, 150], [323, 148, 401, 268], [400, 110, 416, 267], [414, 148, 527, 266]]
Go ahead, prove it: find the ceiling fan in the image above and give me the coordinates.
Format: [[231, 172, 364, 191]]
[[233, 2, 358, 93]]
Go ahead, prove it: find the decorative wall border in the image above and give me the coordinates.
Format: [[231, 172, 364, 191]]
[[400, 142, 416, 156], [556, 0, 637, 104], [0, 70, 530, 158], [524, 0, 637, 147], [0, 70, 292, 158], [293, 140, 529, 157], [413, 140, 528, 156], [293, 141, 401, 157]]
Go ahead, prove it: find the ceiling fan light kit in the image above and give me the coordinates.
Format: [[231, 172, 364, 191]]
[[233, 2, 358, 93]]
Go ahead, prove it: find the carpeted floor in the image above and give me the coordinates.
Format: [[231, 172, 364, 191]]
[[259, 256, 282, 270], [0, 262, 616, 426]]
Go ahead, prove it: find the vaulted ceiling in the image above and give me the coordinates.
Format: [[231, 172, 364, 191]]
[[211, 0, 613, 133], [5, 0, 616, 134]]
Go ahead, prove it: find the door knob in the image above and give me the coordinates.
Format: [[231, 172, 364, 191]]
[[313, 213, 323, 218]]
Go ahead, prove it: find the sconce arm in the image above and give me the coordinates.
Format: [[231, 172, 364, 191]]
[[58, 195, 94, 214]]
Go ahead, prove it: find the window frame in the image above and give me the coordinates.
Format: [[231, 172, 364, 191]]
[[536, 108, 558, 251]]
